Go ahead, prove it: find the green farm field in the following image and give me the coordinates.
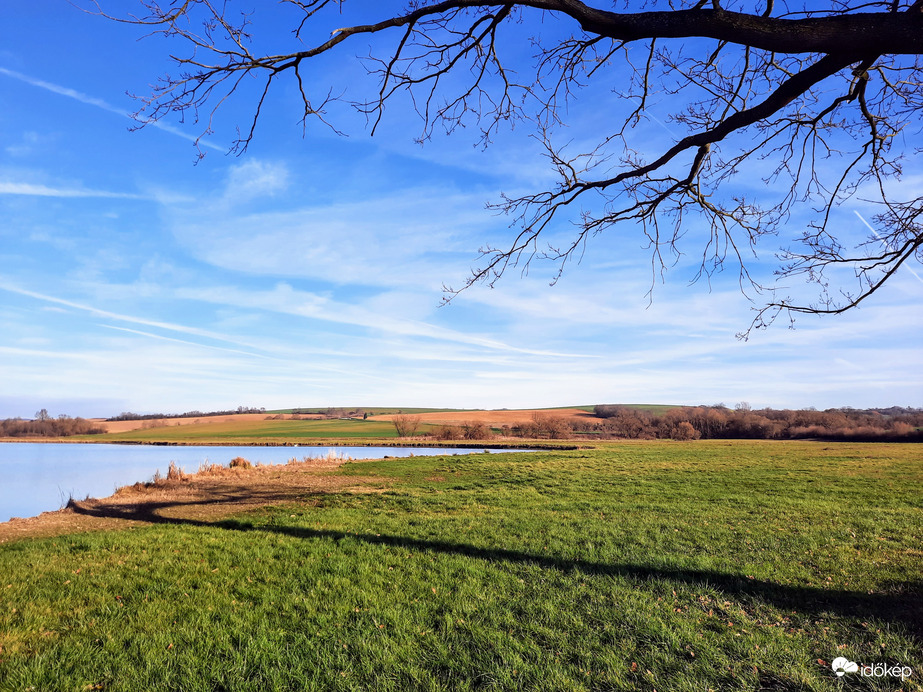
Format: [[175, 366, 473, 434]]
[[92, 417, 407, 444], [1, 440, 921, 690], [73, 405, 684, 447], [266, 407, 476, 416]]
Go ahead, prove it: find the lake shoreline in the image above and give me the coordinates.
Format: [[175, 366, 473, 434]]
[[0, 454, 382, 543], [0, 443, 543, 525], [0, 437, 573, 449]]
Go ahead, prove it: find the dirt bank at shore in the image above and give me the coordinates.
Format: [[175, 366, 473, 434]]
[[0, 457, 384, 544]]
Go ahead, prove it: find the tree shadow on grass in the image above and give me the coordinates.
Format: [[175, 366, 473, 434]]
[[68, 493, 923, 640]]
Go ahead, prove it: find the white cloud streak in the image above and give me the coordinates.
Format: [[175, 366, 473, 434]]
[[181, 283, 597, 358], [0, 281, 265, 355], [99, 325, 272, 359], [0, 181, 147, 199], [853, 210, 923, 286], [0, 66, 225, 152], [168, 188, 488, 288]]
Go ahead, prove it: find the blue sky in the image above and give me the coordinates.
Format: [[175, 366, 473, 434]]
[[1, 1, 920, 418]]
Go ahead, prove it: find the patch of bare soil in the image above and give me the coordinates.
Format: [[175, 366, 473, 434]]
[[0, 458, 384, 544], [370, 408, 596, 427]]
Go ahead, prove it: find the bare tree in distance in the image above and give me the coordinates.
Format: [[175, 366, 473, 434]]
[[94, 0, 923, 334], [392, 414, 423, 437]]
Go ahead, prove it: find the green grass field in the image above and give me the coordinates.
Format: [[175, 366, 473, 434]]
[[569, 404, 677, 415], [1, 441, 921, 690], [94, 418, 406, 443]]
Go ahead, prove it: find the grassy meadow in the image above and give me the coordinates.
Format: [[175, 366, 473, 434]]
[[1, 440, 921, 690]]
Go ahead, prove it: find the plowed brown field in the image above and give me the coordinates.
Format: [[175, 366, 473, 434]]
[[94, 412, 324, 433], [370, 408, 596, 427]]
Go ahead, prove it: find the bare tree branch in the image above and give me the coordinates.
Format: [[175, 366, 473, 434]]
[[91, 0, 923, 332]]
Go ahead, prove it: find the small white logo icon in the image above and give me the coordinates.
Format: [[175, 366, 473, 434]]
[[832, 657, 859, 677]]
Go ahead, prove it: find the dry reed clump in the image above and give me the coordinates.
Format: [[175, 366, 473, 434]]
[[196, 461, 228, 476], [229, 456, 253, 469], [147, 461, 190, 486], [166, 461, 188, 480], [108, 452, 353, 501], [285, 451, 352, 466], [113, 461, 190, 495], [147, 461, 190, 484]]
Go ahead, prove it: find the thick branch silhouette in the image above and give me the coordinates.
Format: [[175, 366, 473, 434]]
[[95, 0, 923, 332]]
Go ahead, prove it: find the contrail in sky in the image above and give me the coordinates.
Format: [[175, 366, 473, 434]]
[[0, 281, 264, 355], [0, 66, 225, 152], [854, 211, 923, 285], [100, 325, 272, 360], [0, 181, 148, 199]]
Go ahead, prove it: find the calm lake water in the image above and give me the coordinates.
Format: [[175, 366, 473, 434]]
[[0, 443, 516, 523]]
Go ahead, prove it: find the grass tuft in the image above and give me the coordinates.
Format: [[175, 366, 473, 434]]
[[228, 456, 253, 469]]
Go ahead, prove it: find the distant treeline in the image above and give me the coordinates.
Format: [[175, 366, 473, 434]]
[[0, 416, 106, 438], [428, 405, 923, 442], [107, 406, 266, 422], [584, 405, 923, 441]]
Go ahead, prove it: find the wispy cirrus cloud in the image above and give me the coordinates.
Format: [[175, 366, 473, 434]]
[[0, 181, 147, 199], [167, 181, 497, 289], [0, 281, 265, 356], [223, 160, 290, 202], [0, 66, 224, 152], [179, 282, 598, 359], [99, 325, 272, 359]]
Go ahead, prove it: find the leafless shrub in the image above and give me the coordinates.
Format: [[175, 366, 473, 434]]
[[671, 421, 701, 441], [891, 422, 915, 435], [531, 413, 572, 439], [461, 420, 491, 440], [392, 415, 422, 437], [0, 416, 106, 438], [512, 420, 539, 438], [601, 408, 655, 439], [433, 425, 463, 441]]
